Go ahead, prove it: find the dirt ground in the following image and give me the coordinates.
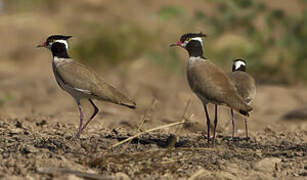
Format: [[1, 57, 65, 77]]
[[0, 110, 306, 180], [0, 0, 307, 179]]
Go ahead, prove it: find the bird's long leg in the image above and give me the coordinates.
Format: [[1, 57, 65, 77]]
[[76, 100, 84, 138], [212, 104, 218, 143], [244, 117, 249, 139], [202, 103, 211, 143], [231, 109, 236, 138], [81, 99, 99, 131]]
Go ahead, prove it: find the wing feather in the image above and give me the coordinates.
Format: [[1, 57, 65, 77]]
[[55, 59, 135, 108], [187, 59, 252, 112]]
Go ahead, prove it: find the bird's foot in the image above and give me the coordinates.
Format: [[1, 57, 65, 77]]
[[75, 132, 81, 139]]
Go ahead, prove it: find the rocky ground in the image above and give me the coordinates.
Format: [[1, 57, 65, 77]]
[[0, 116, 306, 180]]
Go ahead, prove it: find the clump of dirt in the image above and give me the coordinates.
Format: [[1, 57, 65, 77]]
[[0, 116, 306, 179]]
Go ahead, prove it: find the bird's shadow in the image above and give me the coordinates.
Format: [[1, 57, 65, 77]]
[[104, 130, 251, 149], [105, 133, 189, 148]]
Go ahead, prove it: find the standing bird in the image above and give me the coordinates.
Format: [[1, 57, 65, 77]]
[[170, 33, 252, 142], [228, 59, 256, 138], [37, 35, 136, 138]]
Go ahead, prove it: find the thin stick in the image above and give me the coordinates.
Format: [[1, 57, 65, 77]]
[[174, 97, 192, 134], [137, 98, 157, 132], [37, 167, 114, 180], [187, 169, 207, 180], [182, 97, 192, 119], [178, 147, 215, 151], [109, 120, 186, 149], [121, 98, 157, 152]]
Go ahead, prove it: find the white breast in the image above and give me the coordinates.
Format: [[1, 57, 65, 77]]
[[188, 56, 205, 68], [53, 56, 63, 63], [53, 56, 73, 65]]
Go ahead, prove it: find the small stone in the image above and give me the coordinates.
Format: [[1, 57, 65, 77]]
[[10, 128, 23, 134], [26, 145, 38, 153], [254, 158, 281, 172], [68, 174, 83, 180], [114, 172, 131, 180], [15, 120, 23, 128], [25, 175, 36, 180], [216, 171, 237, 180]]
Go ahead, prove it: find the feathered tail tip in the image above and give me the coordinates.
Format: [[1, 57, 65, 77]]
[[239, 110, 249, 117], [121, 101, 136, 109], [198, 32, 207, 37]]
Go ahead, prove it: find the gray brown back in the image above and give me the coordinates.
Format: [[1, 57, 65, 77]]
[[187, 57, 252, 113], [53, 58, 135, 108], [228, 71, 256, 105]]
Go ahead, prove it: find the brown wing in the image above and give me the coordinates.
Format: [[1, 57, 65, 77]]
[[228, 71, 256, 104], [56, 59, 135, 108], [187, 59, 252, 113]]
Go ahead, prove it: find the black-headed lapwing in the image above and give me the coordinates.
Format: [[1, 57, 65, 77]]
[[228, 58, 256, 138], [37, 35, 136, 138], [170, 33, 252, 143]]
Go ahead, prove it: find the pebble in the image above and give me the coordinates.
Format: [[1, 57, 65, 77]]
[[254, 158, 281, 172]]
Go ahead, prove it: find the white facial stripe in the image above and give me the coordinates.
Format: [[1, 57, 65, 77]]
[[191, 37, 203, 42], [191, 37, 203, 46], [182, 37, 203, 48], [55, 40, 69, 49], [234, 60, 246, 70]]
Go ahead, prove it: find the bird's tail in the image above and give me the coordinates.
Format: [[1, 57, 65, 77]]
[[228, 94, 253, 117], [120, 100, 136, 109], [239, 110, 250, 117], [95, 83, 136, 109], [237, 103, 252, 117]]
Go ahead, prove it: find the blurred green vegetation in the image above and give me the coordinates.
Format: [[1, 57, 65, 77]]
[[4, 0, 60, 12], [71, 22, 184, 74], [158, 5, 185, 21], [193, 0, 307, 84], [0, 93, 13, 107], [145, 50, 182, 74], [71, 0, 306, 84], [71, 23, 155, 65], [5, 0, 306, 84]]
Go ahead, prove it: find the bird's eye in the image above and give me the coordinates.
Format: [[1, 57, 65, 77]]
[[185, 38, 191, 41]]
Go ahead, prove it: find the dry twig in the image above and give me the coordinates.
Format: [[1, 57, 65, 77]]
[[137, 98, 157, 132], [37, 167, 119, 180], [108, 99, 192, 150], [109, 120, 186, 149], [187, 168, 207, 180]]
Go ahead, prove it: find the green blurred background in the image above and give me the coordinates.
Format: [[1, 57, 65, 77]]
[[1, 0, 307, 85]]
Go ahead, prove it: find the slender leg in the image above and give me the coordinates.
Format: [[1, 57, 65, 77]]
[[76, 100, 84, 138], [244, 117, 249, 138], [81, 99, 99, 131], [202, 103, 211, 143], [212, 104, 218, 143], [231, 109, 236, 137]]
